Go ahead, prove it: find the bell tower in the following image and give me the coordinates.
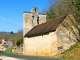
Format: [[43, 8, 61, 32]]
[[23, 12, 33, 36], [31, 7, 39, 26], [23, 7, 46, 36]]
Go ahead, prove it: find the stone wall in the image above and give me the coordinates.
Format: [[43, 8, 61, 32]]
[[23, 32, 58, 56], [56, 14, 79, 52], [12, 46, 23, 54]]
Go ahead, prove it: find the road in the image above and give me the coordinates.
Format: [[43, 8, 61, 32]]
[[0, 51, 64, 60]]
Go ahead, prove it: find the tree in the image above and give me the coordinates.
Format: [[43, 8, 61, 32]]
[[43, 0, 77, 19], [47, 5, 56, 21], [72, 0, 80, 22], [9, 29, 23, 46], [10, 31, 14, 34]]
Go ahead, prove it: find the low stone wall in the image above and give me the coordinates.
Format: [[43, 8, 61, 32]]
[[12, 46, 23, 54]]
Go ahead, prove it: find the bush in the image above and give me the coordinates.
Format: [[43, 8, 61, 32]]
[[16, 39, 23, 47]]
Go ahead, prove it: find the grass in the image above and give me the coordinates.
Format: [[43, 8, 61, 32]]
[[5, 48, 21, 55], [62, 42, 79, 54], [5, 48, 12, 53], [59, 42, 80, 59], [0, 54, 3, 56], [69, 56, 74, 59]]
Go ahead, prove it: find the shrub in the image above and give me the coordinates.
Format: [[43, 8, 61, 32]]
[[16, 39, 23, 47]]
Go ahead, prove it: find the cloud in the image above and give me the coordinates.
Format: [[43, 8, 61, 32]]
[[0, 16, 22, 26], [8, 20, 22, 26], [0, 16, 6, 20]]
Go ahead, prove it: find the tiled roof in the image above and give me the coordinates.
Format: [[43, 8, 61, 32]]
[[24, 14, 68, 37]]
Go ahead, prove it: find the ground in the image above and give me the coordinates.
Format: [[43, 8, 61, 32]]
[[0, 56, 23, 60], [0, 51, 61, 60], [0, 42, 80, 60]]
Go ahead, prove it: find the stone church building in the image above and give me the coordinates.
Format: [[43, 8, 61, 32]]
[[23, 7, 79, 56]]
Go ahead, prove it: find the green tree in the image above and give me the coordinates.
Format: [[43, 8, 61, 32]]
[[10, 31, 14, 34], [47, 5, 56, 21], [43, 0, 77, 19], [72, 0, 80, 21]]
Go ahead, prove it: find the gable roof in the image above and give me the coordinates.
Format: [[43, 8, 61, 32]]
[[24, 14, 68, 37]]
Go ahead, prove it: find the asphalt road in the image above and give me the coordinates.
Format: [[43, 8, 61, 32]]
[[0, 51, 68, 60]]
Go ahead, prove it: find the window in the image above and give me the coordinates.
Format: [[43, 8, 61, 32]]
[[32, 16, 34, 21], [37, 17, 39, 24], [57, 46, 63, 50], [34, 8, 36, 14]]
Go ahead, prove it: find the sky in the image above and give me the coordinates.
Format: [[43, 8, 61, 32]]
[[0, 0, 48, 33]]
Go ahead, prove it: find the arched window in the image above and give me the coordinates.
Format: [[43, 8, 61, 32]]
[[32, 16, 34, 21], [37, 17, 39, 24], [34, 8, 36, 14]]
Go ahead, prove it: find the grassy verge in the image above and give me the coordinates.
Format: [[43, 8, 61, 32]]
[[63, 42, 80, 54], [0, 54, 3, 56], [60, 42, 80, 59], [5, 48, 12, 53], [5, 48, 20, 55]]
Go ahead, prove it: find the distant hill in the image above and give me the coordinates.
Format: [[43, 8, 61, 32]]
[[0, 30, 23, 46], [0, 31, 15, 40]]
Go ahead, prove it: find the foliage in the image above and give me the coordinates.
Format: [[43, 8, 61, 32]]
[[5, 48, 12, 53], [16, 39, 23, 47], [47, 5, 56, 21], [43, 0, 77, 21], [69, 56, 74, 59], [9, 29, 23, 46], [10, 31, 14, 34], [72, 0, 80, 22]]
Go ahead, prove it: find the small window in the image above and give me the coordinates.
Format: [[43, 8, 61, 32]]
[[34, 9, 36, 14], [32, 16, 34, 21], [57, 46, 63, 50], [37, 17, 39, 24]]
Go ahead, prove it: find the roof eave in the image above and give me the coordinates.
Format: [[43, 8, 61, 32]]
[[24, 30, 56, 37]]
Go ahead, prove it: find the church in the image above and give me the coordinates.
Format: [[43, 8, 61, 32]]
[[23, 7, 79, 56]]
